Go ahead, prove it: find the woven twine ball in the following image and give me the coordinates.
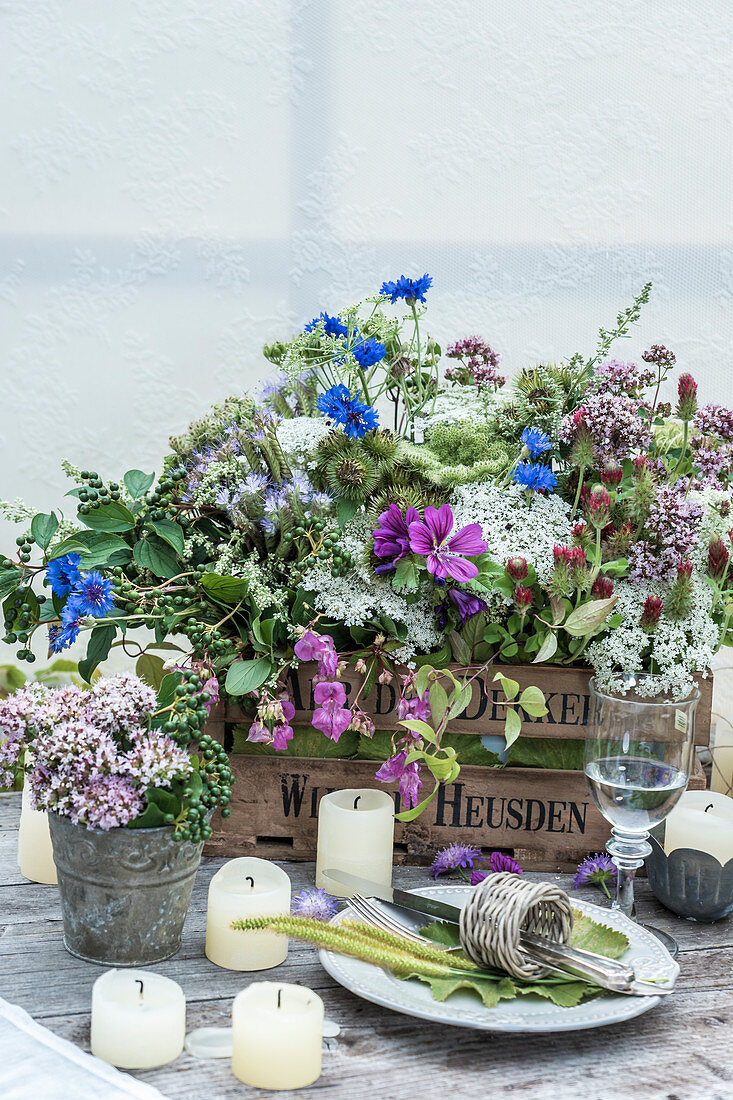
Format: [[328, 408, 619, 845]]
[[458, 872, 574, 980]]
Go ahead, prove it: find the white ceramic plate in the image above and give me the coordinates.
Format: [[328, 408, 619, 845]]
[[319, 884, 679, 1033]]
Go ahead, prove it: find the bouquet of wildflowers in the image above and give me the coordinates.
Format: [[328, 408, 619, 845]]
[[0, 673, 232, 837], [1, 271, 732, 819]]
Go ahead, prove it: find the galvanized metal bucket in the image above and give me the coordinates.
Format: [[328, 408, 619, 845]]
[[48, 812, 204, 966]]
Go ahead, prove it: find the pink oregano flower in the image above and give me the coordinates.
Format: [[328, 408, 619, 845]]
[[408, 504, 487, 582]]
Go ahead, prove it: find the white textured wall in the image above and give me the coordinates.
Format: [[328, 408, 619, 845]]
[[2, 0, 733, 542]]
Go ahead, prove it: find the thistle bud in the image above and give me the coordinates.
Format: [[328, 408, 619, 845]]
[[708, 537, 729, 581], [639, 595, 663, 633], [586, 484, 611, 529], [514, 585, 533, 613], [676, 373, 698, 421], [507, 556, 529, 582], [591, 576, 614, 599]]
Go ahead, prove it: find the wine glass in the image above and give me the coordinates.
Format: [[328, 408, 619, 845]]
[[584, 675, 700, 955]]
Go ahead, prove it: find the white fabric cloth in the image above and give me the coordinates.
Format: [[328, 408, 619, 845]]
[[0, 997, 169, 1100]]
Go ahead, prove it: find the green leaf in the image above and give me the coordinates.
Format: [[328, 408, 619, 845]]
[[336, 498, 358, 528], [225, 656, 273, 696], [419, 922, 461, 948], [447, 682, 474, 721], [532, 631, 558, 664], [78, 623, 116, 683], [564, 595, 617, 638], [493, 672, 519, 700], [252, 616, 275, 648], [504, 706, 522, 747], [398, 717, 437, 744], [570, 909, 629, 959], [518, 685, 547, 718], [124, 470, 155, 501], [405, 971, 516, 1009], [146, 519, 185, 556], [200, 572, 249, 605], [133, 534, 180, 579], [448, 630, 471, 666], [428, 682, 448, 727], [127, 787, 180, 829], [602, 558, 628, 577], [136, 652, 167, 691], [394, 783, 439, 822], [80, 501, 136, 533], [31, 512, 59, 551], [392, 557, 419, 592], [0, 569, 21, 600], [50, 531, 132, 569], [413, 642, 452, 669], [550, 596, 568, 626], [415, 664, 433, 699]]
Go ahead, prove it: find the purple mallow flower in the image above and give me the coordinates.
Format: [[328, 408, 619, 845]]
[[430, 842, 483, 880], [292, 888, 339, 921], [448, 587, 488, 622], [372, 504, 420, 574], [408, 504, 487, 583], [573, 853, 618, 898]]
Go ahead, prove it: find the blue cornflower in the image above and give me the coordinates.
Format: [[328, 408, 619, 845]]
[[46, 553, 81, 597], [511, 461, 558, 493], [304, 312, 350, 339], [521, 427, 553, 459], [71, 571, 115, 619], [48, 620, 80, 653], [352, 337, 386, 368], [380, 273, 433, 305], [316, 384, 379, 439], [292, 888, 339, 921]]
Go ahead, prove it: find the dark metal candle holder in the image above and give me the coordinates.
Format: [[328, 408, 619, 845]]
[[646, 824, 733, 922]]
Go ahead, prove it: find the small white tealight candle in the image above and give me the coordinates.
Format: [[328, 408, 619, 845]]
[[205, 857, 290, 971], [664, 789, 733, 865], [17, 782, 57, 885], [315, 788, 394, 897], [232, 982, 323, 1090], [90, 970, 185, 1069]]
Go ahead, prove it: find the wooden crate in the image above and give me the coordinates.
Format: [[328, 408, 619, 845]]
[[204, 664, 713, 872]]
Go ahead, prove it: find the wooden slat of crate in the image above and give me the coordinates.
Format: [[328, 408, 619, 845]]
[[217, 664, 713, 747], [204, 752, 706, 873]]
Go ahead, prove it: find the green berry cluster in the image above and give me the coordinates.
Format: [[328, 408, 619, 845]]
[[145, 468, 188, 523], [77, 471, 121, 514], [3, 590, 42, 662], [14, 533, 33, 564], [292, 519, 354, 579]]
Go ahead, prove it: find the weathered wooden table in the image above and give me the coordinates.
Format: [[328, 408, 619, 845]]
[[1, 793, 732, 1100]]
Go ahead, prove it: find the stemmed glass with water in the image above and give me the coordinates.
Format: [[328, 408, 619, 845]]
[[584, 675, 700, 953]]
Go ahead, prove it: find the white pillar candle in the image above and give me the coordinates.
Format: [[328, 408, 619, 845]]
[[231, 982, 323, 1090], [90, 970, 185, 1069], [664, 789, 733, 865], [315, 788, 394, 897], [205, 857, 290, 971], [711, 719, 733, 796], [17, 782, 57, 885]]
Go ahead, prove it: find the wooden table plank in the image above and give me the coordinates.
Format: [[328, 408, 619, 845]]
[[1, 793, 732, 1100]]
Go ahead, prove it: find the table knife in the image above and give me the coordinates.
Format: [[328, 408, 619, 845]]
[[321, 869, 673, 996]]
